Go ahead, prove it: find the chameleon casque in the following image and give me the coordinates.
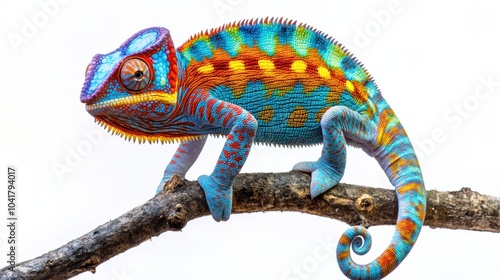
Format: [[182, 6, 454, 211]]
[[80, 18, 426, 279]]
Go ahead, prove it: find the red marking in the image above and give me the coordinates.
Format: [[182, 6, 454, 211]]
[[168, 73, 177, 89], [222, 111, 235, 127], [215, 103, 224, 115], [198, 106, 205, 118], [238, 134, 245, 141], [212, 59, 231, 71], [166, 37, 178, 90], [233, 128, 244, 135], [243, 118, 249, 125], [235, 156, 243, 162], [170, 160, 177, 165], [223, 150, 236, 159], [229, 142, 240, 150], [206, 99, 218, 124], [227, 134, 234, 140], [229, 162, 236, 169]]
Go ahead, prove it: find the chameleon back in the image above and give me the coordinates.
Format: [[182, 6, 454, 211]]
[[177, 18, 377, 146]]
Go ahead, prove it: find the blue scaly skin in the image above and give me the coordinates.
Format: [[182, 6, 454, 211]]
[[80, 18, 426, 279]]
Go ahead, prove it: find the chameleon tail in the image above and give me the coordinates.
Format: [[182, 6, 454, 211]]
[[336, 107, 426, 279]]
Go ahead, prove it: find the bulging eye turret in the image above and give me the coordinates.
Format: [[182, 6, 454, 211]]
[[119, 58, 152, 92]]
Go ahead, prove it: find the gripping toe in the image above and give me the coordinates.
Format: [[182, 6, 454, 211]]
[[294, 160, 342, 198], [292, 161, 317, 173], [198, 175, 232, 222]]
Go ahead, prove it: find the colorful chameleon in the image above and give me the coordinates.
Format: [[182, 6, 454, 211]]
[[80, 18, 426, 279]]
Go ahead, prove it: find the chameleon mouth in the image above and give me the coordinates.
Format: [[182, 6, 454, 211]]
[[85, 91, 177, 112]]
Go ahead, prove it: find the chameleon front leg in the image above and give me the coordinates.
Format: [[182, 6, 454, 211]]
[[156, 136, 208, 193], [190, 94, 258, 222], [293, 106, 377, 198]]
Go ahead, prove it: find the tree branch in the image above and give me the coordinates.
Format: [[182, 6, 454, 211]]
[[1, 171, 498, 279]]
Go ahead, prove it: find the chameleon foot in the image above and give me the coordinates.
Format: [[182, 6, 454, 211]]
[[293, 161, 342, 198], [198, 175, 232, 222]]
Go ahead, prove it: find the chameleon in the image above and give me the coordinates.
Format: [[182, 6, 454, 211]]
[[80, 18, 426, 279]]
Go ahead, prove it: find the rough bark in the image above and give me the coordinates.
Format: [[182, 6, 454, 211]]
[[1, 171, 498, 279]]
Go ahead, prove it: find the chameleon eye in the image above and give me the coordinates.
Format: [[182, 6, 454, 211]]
[[119, 58, 152, 92]]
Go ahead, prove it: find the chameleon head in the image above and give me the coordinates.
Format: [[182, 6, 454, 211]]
[[80, 27, 179, 143]]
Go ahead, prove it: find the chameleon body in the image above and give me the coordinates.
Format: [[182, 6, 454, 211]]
[[80, 18, 426, 279]]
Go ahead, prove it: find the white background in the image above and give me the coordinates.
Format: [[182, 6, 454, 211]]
[[1, 0, 500, 279]]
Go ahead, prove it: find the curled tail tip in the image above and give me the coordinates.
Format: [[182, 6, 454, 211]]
[[336, 222, 423, 280], [336, 226, 384, 280]]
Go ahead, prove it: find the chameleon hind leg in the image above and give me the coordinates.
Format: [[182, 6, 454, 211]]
[[293, 106, 377, 198], [156, 136, 208, 194]]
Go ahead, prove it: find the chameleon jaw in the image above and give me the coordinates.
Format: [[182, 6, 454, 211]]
[[94, 117, 201, 144], [85, 90, 177, 112], [86, 90, 199, 144]]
